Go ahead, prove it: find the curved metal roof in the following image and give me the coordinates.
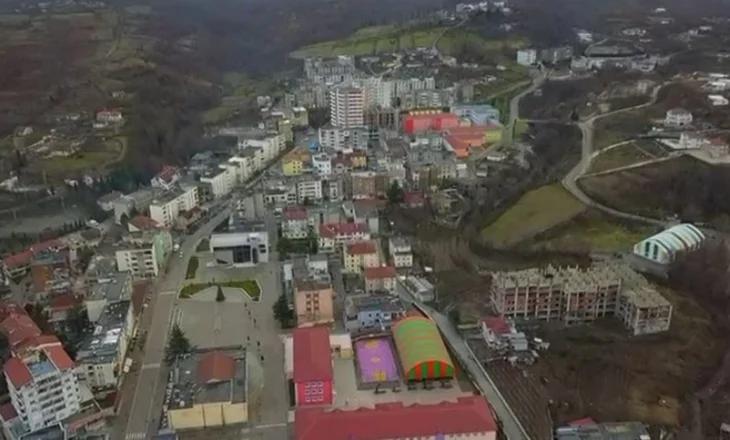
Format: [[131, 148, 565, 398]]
[[641, 223, 705, 254], [392, 317, 452, 375]]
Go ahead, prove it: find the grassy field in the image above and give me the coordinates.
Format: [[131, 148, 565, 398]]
[[35, 136, 125, 175], [587, 142, 651, 174], [481, 184, 586, 248], [290, 25, 526, 58], [532, 211, 656, 253], [180, 280, 261, 299], [202, 72, 276, 124]]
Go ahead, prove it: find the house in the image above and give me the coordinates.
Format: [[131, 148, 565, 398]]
[[343, 293, 406, 332], [389, 237, 413, 268], [295, 396, 498, 440], [664, 108, 693, 127], [149, 185, 199, 228], [283, 148, 310, 176], [364, 266, 396, 293], [481, 316, 515, 345], [709, 94, 729, 106], [150, 166, 182, 190], [292, 327, 334, 407], [343, 240, 380, 274], [294, 280, 335, 328], [318, 223, 370, 252], [128, 215, 162, 233], [96, 109, 124, 124], [403, 191, 425, 208], [283, 207, 310, 240], [96, 191, 123, 212]]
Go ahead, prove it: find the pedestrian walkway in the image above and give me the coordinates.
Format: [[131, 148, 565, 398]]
[[125, 433, 146, 440], [142, 362, 161, 370]]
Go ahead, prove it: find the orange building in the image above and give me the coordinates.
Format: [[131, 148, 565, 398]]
[[294, 280, 335, 328]]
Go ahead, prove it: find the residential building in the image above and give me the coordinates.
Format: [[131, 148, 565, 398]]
[[325, 178, 344, 202], [318, 222, 371, 252], [112, 187, 165, 225], [210, 218, 269, 267], [30, 249, 72, 298], [343, 293, 406, 332], [265, 185, 297, 206], [296, 178, 324, 204], [343, 240, 380, 274], [127, 215, 162, 233], [399, 275, 435, 302], [349, 171, 389, 200], [282, 207, 310, 240], [167, 347, 256, 430], [294, 280, 335, 328], [389, 237, 413, 268], [354, 76, 392, 108], [311, 153, 332, 177], [295, 396, 498, 440], [364, 107, 398, 129], [330, 85, 365, 128], [293, 83, 330, 108], [632, 223, 705, 265], [388, 77, 436, 97], [227, 149, 260, 184], [149, 185, 199, 228], [516, 48, 537, 66], [85, 270, 133, 322], [200, 167, 236, 199], [238, 131, 286, 164], [491, 263, 673, 335], [96, 109, 124, 124], [539, 46, 574, 64], [151, 166, 182, 190], [2, 239, 66, 280], [304, 56, 356, 84], [76, 300, 134, 390], [96, 191, 123, 212], [83, 254, 119, 286], [115, 230, 173, 279], [363, 266, 397, 293], [352, 199, 384, 234], [292, 327, 334, 406], [664, 108, 693, 127], [318, 125, 370, 151], [282, 148, 310, 176]]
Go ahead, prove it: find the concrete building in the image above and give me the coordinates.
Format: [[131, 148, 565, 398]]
[[311, 153, 332, 177], [304, 56, 356, 84], [389, 237, 413, 268], [150, 166, 181, 190], [167, 347, 257, 430], [318, 222, 371, 252], [491, 263, 673, 335], [282, 148, 310, 176], [112, 187, 165, 225], [664, 108, 693, 127], [633, 223, 705, 265], [330, 85, 365, 128], [282, 207, 310, 240], [75, 300, 134, 390], [237, 131, 286, 164], [516, 48, 537, 66], [343, 240, 380, 274], [399, 275, 436, 302], [294, 280, 335, 328], [85, 270, 132, 323], [296, 178, 324, 204], [349, 171, 389, 200], [451, 104, 500, 125], [343, 293, 406, 332], [209, 218, 269, 267], [115, 230, 173, 280], [318, 125, 370, 151], [364, 266, 397, 293], [200, 167, 237, 199], [149, 185, 199, 228], [292, 327, 333, 407]]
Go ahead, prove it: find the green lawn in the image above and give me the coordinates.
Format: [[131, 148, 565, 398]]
[[481, 184, 586, 248], [587, 142, 651, 174], [180, 280, 261, 300], [196, 238, 210, 252], [185, 256, 199, 280]]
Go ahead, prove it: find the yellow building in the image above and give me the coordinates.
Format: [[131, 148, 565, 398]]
[[282, 148, 310, 176], [485, 126, 502, 144], [344, 240, 380, 274], [167, 348, 262, 431]]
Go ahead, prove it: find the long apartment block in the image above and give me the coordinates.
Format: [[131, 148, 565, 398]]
[[490, 263, 672, 335]]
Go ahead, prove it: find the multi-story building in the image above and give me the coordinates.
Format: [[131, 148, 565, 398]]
[[149, 184, 199, 228], [325, 178, 344, 202], [318, 125, 370, 151], [115, 230, 173, 279], [343, 293, 406, 332], [293, 83, 330, 109], [353, 77, 392, 108], [318, 223, 370, 252], [664, 108, 693, 127], [348, 171, 389, 199], [150, 165, 181, 190], [363, 266, 396, 293], [388, 77, 436, 97], [112, 186, 166, 225], [304, 56, 357, 84], [330, 85, 365, 128], [491, 263, 673, 335], [311, 153, 332, 177], [389, 237, 413, 268], [292, 327, 333, 407], [364, 107, 398, 129], [282, 148, 310, 176], [265, 185, 298, 206], [296, 178, 324, 204], [516, 48, 537, 66], [227, 148, 260, 184], [210, 218, 269, 267], [30, 249, 71, 298], [294, 280, 335, 327], [200, 167, 237, 199], [85, 270, 132, 322], [238, 131, 286, 164], [76, 300, 134, 390], [343, 240, 380, 274], [282, 207, 310, 240]]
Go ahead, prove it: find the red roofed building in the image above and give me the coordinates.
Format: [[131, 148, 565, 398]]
[[2, 239, 65, 279], [403, 191, 425, 208], [344, 240, 379, 274], [150, 165, 181, 190], [293, 327, 333, 407], [364, 266, 397, 293], [481, 316, 515, 345], [403, 112, 460, 134], [295, 396, 498, 440], [318, 222, 371, 252], [283, 207, 310, 240], [197, 351, 236, 384], [0, 311, 41, 352], [128, 215, 162, 233]]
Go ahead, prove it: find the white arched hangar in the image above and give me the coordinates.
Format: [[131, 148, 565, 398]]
[[633, 223, 705, 264]]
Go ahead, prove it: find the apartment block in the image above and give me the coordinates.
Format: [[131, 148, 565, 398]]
[[330, 86, 365, 128], [343, 240, 380, 274], [363, 266, 396, 293], [149, 185, 199, 228], [491, 263, 673, 335], [200, 166, 237, 199], [115, 231, 173, 280], [237, 131, 286, 164], [389, 237, 413, 268], [296, 178, 323, 204], [282, 207, 310, 240], [318, 222, 370, 252], [294, 280, 335, 328]]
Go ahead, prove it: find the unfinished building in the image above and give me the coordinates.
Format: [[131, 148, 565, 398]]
[[491, 263, 672, 335]]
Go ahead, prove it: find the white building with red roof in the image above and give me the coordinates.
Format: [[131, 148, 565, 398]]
[[150, 165, 182, 190], [282, 207, 310, 240], [318, 222, 370, 253], [295, 395, 498, 440], [364, 265, 397, 293]]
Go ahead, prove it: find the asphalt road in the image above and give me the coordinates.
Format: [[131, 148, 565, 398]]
[[122, 207, 232, 440]]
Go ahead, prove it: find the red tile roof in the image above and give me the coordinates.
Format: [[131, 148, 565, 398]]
[[0, 313, 41, 350], [15, 334, 62, 356], [346, 240, 377, 256], [49, 293, 81, 311], [4, 358, 32, 389], [284, 207, 308, 221], [45, 343, 75, 370], [293, 327, 332, 383], [481, 317, 512, 337], [2, 239, 64, 269], [570, 417, 597, 426], [129, 215, 161, 231], [156, 165, 180, 184], [295, 396, 498, 440], [364, 266, 396, 280], [0, 402, 17, 422], [197, 351, 236, 384], [318, 223, 369, 239], [403, 191, 424, 207]]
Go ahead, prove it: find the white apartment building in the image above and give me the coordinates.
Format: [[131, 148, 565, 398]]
[[116, 245, 162, 279], [516, 49, 537, 66], [296, 178, 324, 204], [201, 166, 237, 199], [318, 126, 369, 151], [330, 85, 365, 128], [318, 222, 371, 252], [353, 77, 393, 108], [664, 108, 693, 127], [238, 132, 286, 163], [227, 149, 259, 184], [148, 185, 199, 228], [389, 237, 413, 268], [282, 207, 310, 240], [388, 77, 436, 97], [311, 153, 332, 177], [5, 339, 81, 433]]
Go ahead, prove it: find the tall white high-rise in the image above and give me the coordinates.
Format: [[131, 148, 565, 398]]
[[330, 85, 365, 128]]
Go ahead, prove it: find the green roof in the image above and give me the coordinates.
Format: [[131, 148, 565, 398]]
[[392, 317, 454, 380]]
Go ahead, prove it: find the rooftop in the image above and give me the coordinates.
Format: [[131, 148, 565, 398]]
[[150, 185, 196, 206], [319, 222, 370, 239], [346, 240, 377, 255], [129, 215, 162, 231], [346, 293, 405, 316], [293, 326, 333, 383], [85, 254, 118, 280], [556, 421, 650, 439], [5, 336, 74, 388], [77, 300, 131, 365], [87, 271, 131, 302], [169, 347, 247, 409], [364, 266, 396, 280]]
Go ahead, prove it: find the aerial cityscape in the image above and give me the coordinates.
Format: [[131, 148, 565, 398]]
[[0, 0, 729, 438]]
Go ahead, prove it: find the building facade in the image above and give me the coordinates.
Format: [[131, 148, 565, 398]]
[[343, 240, 380, 274], [149, 185, 199, 228], [294, 280, 335, 328], [330, 86, 365, 128]]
